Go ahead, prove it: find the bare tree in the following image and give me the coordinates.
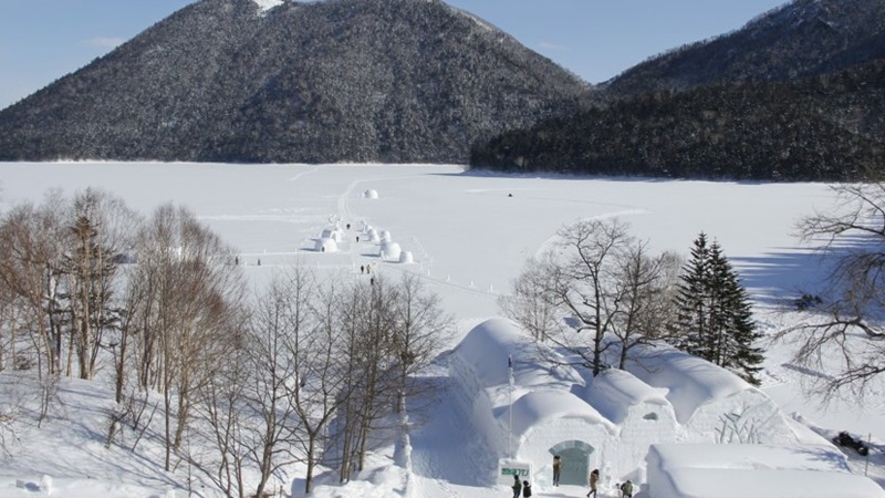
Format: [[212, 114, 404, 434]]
[[612, 243, 681, 369], [60, 188, 138, 380], [498, 260, 558, 342], [389, 273, 451, 468], [127, 203, 245, 471], [246, 268, 319, 497], [0, 195, 67, 378], [505, 218, 677, 375], [778, 182, 885, 399], [506, 219, 631, 375], [298, 276, 357, 493]]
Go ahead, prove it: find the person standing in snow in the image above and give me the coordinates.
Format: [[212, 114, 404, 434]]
[[552, 455, 562, 486], [619, 480, 634, 498], [587, 468, 599, 497], [511, 475, 521, 498], [522, 480, 532, 497]]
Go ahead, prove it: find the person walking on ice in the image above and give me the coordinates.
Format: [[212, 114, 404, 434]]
[[522, 480, 532, 497], [511, 475, 521, 498]]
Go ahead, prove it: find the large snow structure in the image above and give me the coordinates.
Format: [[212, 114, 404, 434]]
[[645, 443, 885, 498], [583, 368, 678, 472], [315, 237, 338, 252], [380, 240, 402, 260], [320, 226, 345, 243], [451, 318, 800, 488], [623, 345, 798, 445]]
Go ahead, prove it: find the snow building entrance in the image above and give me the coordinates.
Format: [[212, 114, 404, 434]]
[[549, 440, 593, 486]]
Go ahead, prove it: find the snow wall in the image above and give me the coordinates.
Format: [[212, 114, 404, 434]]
[[624, 345, 799, 445], [646, 443, 885, 498], [451, 318, 803, 491]]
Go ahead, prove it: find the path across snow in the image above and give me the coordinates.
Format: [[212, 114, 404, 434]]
[[2, 162, 884, 496]]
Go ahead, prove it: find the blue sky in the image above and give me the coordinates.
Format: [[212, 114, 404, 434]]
[[0, 0, 788, 110]]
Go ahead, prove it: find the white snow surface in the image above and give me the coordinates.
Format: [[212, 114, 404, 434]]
[[585, 369, 671, 425], [253, 0, 283, 13], [0, 162, 883, 497], [625, 343, 758, 424], [647, 443, 885, 498]]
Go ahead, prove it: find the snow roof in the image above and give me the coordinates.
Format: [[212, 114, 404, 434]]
[[647, 443, 884, 498], [454, 318, 584, 405], [625, 343, 755, 423], [662, 468, 884, 498], [505, 390, 616, 439], [315, 237, 338, 252], [584, 368, 671, 424], [649, 443, 850, 473]]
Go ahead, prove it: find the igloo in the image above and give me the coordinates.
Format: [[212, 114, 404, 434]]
[[315, 238, 338, 253], [363, 189, 379, 199], [450, 318, 801, 489], [380, 230, 392, 242], [645, 443, 885, 498], [380, 241, 402, 260], [367, 228, 380, 243], [623, 344, 798, 445], [399, 251, 414, 264], [321, 227, 345, 243]]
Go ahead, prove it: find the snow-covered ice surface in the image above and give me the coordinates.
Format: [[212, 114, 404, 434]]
[[0, 162, 882, 497]]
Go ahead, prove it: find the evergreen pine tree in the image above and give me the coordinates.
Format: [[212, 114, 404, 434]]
[[711, 242, 764, 385], [671, 232, 711, 357], [672, 234, 764, 385]]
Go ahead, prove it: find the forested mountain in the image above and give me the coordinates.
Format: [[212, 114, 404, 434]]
[[0, 0, 589, 163], [605, 0, 885, 97], [471, 60, 885, 181], [470, 0, 885, 181]]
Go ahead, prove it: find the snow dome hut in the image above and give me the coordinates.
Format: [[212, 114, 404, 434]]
[[451, 319, 801, 489], [399, 251, 414, 264], [451, 318, 615, 487], [320, 226, 345, 243], [584, 369, 678, 469], [624, 345, 798, 445], [363, 189, 379, 199], [380, 230, 392, 242], [380, 241, 402, 260], [645, 443, 885, 498], [367, 228, 380, 243], [314, 237, 338, 253]]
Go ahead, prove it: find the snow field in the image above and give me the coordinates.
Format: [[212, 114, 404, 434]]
[[0, 162, 882, 497]]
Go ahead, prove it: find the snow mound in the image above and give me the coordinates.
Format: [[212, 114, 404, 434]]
[[363, 189, 379, 199], [646, 443, 885, 498], [584, 368, 671, 424], [506, 390, 614, 439], [380, 241, 402, 260], [321, 226, 345, 242], [625, 343, 755, 423], [315, 237, 338, 252]]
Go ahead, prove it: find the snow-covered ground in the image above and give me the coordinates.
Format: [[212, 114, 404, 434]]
[[0, 162, 882, 497]]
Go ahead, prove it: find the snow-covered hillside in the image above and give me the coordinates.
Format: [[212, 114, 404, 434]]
[[0, 162, 882, 497]]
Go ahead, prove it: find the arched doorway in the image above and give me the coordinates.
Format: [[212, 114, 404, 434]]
[[549, 440, 594, 486]]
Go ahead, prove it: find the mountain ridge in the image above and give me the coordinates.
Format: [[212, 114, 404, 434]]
[[0, 0, 589, 163], [604, 0, 885, 97]]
